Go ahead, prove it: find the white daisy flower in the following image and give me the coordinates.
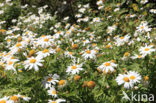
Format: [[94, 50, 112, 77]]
[[82, 39, 90, 46], [106, 25, 117, 34], [0, 96, 9, 103], [3, 55, 16, 62], [116, 74, 134, 89], [93, 17, 101, 22], [84, 4, 89, 8], [64, 51, 75, 59], [47, 87, 57, 98], [82, 17, 89, 22], [63, 16, 69, 21], [20, 95, 31, 102], [36, 48, 54, 58], [9, 94, 21, 102], [114, 8, 120, 12], [6, 30, 13, 34], [77, 18, 82, 22], [43, 74, 59, 88], [130, 14, 136, 18], [140, 0, 148, 4], [121, 52, 130, 60], [136, 21, 152, 33], [75, 14, 82, 18], [48, 99, 66, 103], [5, 59, 19, 71], [131, 54, 145, 59], [10, 42, 26, 54], [79, 8, 86, 13], [139, 45, 155, 56], [53, 31, 64, 39], [127, 71, 142, 84], [97, 0, 103, 6], [98, 5, 104, 10], [98, 61, 117, 73], [115, 35, 130, 46], [150, 9, 156, 14], [37, 35, 53, 48], [24, 56, 44, 71], [116, 71, 142, 89], [66, 63, 83, 75], [0, 10, 4, 14], [82, 49, 96, 59]]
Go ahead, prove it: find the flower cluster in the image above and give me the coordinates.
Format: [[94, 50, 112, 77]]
[[0, 95, 30, 103], [116, 71, 142, 89], [0, 0, 155, 102]]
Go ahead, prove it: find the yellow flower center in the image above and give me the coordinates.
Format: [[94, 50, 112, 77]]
[[52, 90, 56, 94], [130, 75, 136, 80], [25, 32, 29, 35], [11, 56, 14, 59], [7, 39, 11, 42], [47, 77, 52, 82], [51, 101, 57, 103], [105, 62, 111, 67], [90, 36, 94, 38], [43, 49, 49, 53], [0, 100, 6, 103], [59, 80, 66, 85], [72, 66, 77, 69], [11, 96, 19, 102], [57, 31, 61, 34], [140, 26, 144, 29], [86, 50, 91, 54], [44, 38, 49, 42], [123, 77, 130, 82], [41, 35, 46, 37], [8, 61, 13, 65], [124, 52, 130, 57], [72, 44, 78, 48], [69, 52, 72, 55], [92, 43, 96, 47], [138, 55, 142, 58], [29, 50, 35, 56], [16, 43, 22, 47], [19, 70, 22, 72], [30, 59, 36, 63], [0, 53, 3, 56], [145, 48, 149, 51], [106, 45, 111, 48], [120, 37, 124, 39]]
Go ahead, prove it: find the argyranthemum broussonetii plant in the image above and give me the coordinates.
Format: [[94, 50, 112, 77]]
[[0, 0, 156, 103]]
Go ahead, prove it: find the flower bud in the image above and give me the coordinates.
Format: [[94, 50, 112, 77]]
[[74, 75, 81, 81], [144, 76, 149, 81], [87, 81, 96, 89]]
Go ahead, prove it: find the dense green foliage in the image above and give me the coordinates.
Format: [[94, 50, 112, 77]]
[[0, 0, 156, 103]]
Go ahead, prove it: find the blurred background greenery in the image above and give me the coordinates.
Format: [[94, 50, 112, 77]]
[[0, 0, 155, 29]]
